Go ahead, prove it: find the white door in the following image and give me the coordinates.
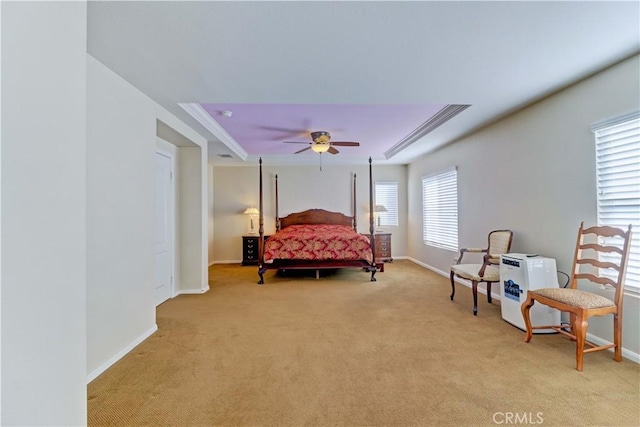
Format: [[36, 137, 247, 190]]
[[155, 151, 174, 306]]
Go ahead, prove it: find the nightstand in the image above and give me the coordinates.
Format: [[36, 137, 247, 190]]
[[242, 235, 269, 266], [373, 233, 392, 263]]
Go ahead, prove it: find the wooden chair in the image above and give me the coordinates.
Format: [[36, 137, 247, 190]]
[[521, 222, 632, 371], [450, 230, 513, 315]]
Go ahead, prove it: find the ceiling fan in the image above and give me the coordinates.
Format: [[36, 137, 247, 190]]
[[283, 131, 360, 154]]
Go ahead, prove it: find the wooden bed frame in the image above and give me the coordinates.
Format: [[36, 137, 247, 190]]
[[257, 157, 378, 284]]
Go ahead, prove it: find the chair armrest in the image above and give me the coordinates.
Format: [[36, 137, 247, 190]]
[[486, 254, 501, 265], [454, 248, 487, 264], [478, 253, 499, 277]]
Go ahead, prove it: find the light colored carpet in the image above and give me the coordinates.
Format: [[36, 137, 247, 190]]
[[88, 261, 640, 426]]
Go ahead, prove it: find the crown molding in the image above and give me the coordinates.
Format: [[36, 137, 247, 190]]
[[384, 104, 471, 159], [179, 103, 248, 160]]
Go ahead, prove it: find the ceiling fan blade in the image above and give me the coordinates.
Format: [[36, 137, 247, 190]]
[[258, 125, 308, 133], [330, 141, 360, 147], [328, 147, 339, 155], [258, 120, 313, 139], [294, 146, 312, 154], [283, 141, 310, 144]]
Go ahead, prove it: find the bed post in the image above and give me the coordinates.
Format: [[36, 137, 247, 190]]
[[258, 158, 266, 284], [353, 173, 357, 231], [275, 173, 280, 231], [368, 157, 378, 281]]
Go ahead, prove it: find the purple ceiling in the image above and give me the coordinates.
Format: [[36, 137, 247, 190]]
[[201, 104, 447, 156]]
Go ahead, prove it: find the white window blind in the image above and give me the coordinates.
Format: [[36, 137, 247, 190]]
[[593, 112, 640, 291], [375, 181, 398, 226], [422, 167, 458, 251]]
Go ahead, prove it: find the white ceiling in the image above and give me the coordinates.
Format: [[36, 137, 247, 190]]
[[87, 1, 640, 166]]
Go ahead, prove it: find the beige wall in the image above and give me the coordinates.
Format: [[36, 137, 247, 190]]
[[407, 54, 640, 358], [178, 147, 207, 293], [208, 165, 215, 266], [211, 163, 407, 264]]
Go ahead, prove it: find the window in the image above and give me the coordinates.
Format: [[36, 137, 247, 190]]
[[375, 181, 398, 226], [592, 112, 640, 291], [422, 167, 458, 251]]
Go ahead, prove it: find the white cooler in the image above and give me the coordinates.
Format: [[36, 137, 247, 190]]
[[500, 254, 561, 333]]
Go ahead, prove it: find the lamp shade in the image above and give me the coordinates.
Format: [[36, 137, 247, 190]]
[[243, 207, 259, 215], [374, 205, 387, 230], [311, 143, 331, 153]]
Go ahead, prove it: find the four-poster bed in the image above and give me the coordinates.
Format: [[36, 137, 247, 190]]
[[257, 157, 379, 284]]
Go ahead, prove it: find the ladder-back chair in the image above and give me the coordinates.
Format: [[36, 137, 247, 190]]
[[521, 222, 632, 371]]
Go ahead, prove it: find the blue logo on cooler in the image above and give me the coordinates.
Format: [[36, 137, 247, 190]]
[[503, 279, 522, 301]]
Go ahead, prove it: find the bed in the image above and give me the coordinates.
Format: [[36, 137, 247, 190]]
[[256, 158, 378, 284]]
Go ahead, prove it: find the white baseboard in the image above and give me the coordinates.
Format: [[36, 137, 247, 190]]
[[408, 257, 640, 364], [586, 333, 640, 364], [407, 257, 448, 276], [175, 286, 209, 295], [407, 257, 501, 301], [87, 324, 158, 383]]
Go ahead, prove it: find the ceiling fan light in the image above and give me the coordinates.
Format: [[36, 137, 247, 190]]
[[311, 143, 331, 153]]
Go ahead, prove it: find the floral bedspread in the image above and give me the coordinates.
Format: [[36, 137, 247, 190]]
[[263, 224, 373, 264]]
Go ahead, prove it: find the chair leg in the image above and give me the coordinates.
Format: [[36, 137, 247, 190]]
[[569, 313, 577, 341], [472, 280, 478, 315], [613, 313, 622, 362], [574, 315, 588, 372], [521, 292, 535, 343], [487, 282, 492, 304], [450, 270, 455, 301]]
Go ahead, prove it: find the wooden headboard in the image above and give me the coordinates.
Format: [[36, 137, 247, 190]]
[[279, 209, 355, 230]]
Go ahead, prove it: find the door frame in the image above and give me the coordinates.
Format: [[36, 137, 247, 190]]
[[156, 147, 177, 304]]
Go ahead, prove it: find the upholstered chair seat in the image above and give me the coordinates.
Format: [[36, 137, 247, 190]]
[[450, 264, 500, 282], [531, 288, 615, 309]]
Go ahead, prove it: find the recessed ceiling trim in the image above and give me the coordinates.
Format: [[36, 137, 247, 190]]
[[179, 103, 248, 160], [384, 104, 471, 159]]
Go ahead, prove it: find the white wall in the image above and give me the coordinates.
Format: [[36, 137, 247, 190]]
[[86, 55, 158, 380], [211, 163, 407, 263], [1, 2, 87, 425], [1, 1, 3, 417], [86, 55, 208, 379], [407, 55, 640, 358]]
